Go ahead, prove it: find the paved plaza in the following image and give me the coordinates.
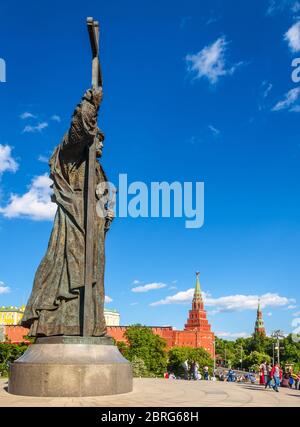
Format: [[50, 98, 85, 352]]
[[1, 378, 299, 407]]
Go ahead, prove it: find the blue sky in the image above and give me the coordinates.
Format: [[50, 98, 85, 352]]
[[0, 0, 300, 339]]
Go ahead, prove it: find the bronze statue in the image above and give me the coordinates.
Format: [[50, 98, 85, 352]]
[[22, 19, 113, 337]]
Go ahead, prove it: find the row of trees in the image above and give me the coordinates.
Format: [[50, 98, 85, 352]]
[[1, 326, 299, 377], [215, 333, 300, 372], [117, 325, 213, 377]]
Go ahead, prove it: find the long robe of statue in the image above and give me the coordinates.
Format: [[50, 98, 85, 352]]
[[22, 87, 112, 337]]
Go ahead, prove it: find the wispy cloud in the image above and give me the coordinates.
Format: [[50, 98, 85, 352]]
[[132, 282, 167, 293], [262, 81, 273, 98], [0, 173, 56, 220], [180, 16, 191, 29], [0, 145, 18, 176], [284, 21, 300, 52], [206, 16, 221, 26], [208, 124, 221, 137], [150, 289, 295, 313], [186, 36, 243, 85], [0, 281, 10, 294], [20, 112, 37, 120], [105, 295, 112, 303], [22, 122, 48, 133], [267, 0, 300, 15], [51, 115, 61, 123], [38, 155, 49, 163], [272, 87, 300, 111], [150, 288, 194, 306], [216, 331, 250, 339], [132, 280, 141, 285]]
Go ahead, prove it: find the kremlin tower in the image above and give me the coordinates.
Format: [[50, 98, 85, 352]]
[[254, 299, 266, 336], [183, 272, 214, 355]]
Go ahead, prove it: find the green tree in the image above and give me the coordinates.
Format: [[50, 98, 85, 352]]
[[131, 356, 149, 377], [243, 351, 271, 371], [123, 325, 168, 376], [0, 343, 28, 376]]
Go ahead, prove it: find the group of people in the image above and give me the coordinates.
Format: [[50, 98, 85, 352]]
[[181, 360, 213, 381], [259, 361, 291, 392]]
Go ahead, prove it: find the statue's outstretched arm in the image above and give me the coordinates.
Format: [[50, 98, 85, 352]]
[[62, 87, 103, 151]]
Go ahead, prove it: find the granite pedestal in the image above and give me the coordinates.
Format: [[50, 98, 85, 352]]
[[8, 336, 133, 397]]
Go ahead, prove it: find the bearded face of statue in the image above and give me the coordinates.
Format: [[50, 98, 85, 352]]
[[95, 129, 104, 158]]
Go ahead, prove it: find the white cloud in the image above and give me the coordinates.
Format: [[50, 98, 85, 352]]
[[51, 115, 61, 123], [0, 174, 56, 221], [22, 122, 48, 133], [186, 36, 243, 85], [0, 281, 10, 294], [20, 112, 37, 120], [130, 302, 139, 306], [151, 289, 295, 312], [0, 145, 18, 175], [272, 88, 300, 111], [132, 282, 167, 293], [38, 155, 49, 163], [267, 0, 300, 15], [284, 21, 300, 52], [132, 280, 140, 285], [262, 81, 273, 98], [0, 280, 10, 295], [150, 288, 194, 306], [293, 311, 300, 316], [267, 312, 273, 316], [287, 304, 297, 309], [216, 331, 250, 339], [105, 295, 112, 303], [208, 124, 221, 137]]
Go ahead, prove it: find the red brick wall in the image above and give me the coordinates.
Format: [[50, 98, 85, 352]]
[[3, 325, 214, 357], [3, 325, 31, 344]]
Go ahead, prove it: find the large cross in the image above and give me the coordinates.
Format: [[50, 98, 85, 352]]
[[83, 17, 102, 336]]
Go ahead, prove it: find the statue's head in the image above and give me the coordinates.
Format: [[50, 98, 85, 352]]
[[96, 128, 104, 158]]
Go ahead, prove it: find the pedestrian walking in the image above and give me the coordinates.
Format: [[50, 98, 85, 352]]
[[182, 359, 189, 380], [203, 366, 209, 381], [270, 363, 282, 392]]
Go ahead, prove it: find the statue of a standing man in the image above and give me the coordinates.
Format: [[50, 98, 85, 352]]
[[22, 86, 114, 337]]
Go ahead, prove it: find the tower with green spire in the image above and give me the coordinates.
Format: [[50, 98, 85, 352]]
[[184, 272, 212, 334], [254, 299, 266, 336]]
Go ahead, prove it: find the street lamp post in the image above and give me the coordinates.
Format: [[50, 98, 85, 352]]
[[213, 340, 216, 375], [271, 330, 285, 365], [240, 345, 243, 370]]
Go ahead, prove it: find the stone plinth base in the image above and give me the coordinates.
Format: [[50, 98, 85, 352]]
[[8, 337, 132, 397]]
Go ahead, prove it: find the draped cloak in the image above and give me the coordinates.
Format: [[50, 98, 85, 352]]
[[21, 88, 109, 337]]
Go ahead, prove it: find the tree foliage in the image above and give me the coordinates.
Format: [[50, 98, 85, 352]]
[[122, 325, 168, 376], [0, 343, 28, 376]]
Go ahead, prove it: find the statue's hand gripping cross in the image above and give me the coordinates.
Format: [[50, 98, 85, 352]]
[[87, 17, 102, 89]]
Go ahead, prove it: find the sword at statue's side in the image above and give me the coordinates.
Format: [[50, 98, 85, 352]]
[[83, 17, 102, 336]]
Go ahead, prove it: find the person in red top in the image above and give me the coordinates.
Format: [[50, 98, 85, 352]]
[[270, 363, 282, 392]]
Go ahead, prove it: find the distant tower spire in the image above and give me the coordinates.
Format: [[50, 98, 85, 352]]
[[192, 272, 203, 310], [254, 298, 266, 336]]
